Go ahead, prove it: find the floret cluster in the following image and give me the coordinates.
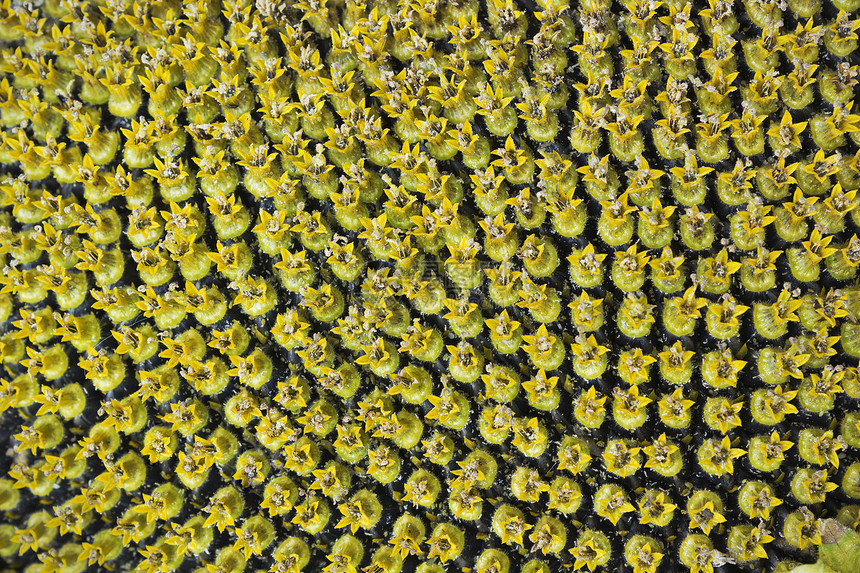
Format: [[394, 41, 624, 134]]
[[1, 0, 860, 572]]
